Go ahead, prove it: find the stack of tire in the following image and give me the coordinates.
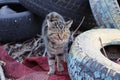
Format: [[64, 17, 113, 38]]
[[0, 0, 97, 43]]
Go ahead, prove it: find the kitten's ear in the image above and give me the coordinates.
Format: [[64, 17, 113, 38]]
[[66, 20, 73, 28], [47, 20, 53, 27]]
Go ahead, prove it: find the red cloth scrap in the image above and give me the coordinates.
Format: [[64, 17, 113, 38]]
[[0, 46, 71, 80]]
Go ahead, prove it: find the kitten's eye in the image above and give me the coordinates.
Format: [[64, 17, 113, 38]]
[[54, 33, 59, 36], [57, 33, 59, 35], [52, 26, 56, 28], [63, 32, 70, 38]]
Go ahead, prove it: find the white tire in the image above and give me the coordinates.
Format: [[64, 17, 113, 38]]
[[67, 29, 120, 80]]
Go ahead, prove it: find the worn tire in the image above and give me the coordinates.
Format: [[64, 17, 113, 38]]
[[19, 0, 97, 31], [0, 0, 41, 42], [0, 0, 19, 4], [89, 0, 120, 29], [67, 29, 120, 80]]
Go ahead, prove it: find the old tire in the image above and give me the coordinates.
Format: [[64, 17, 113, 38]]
[[0, 0, 19, 4], [89, 0, 120, 29], [0, 0, 41, 42], [19, 0, 97, 31], [67, 29, 120, 79]]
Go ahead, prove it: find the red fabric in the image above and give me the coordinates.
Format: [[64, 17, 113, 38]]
[[0, 46, 71, 80]]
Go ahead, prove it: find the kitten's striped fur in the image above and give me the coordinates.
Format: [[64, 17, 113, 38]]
[[42, 12, 73, 75]]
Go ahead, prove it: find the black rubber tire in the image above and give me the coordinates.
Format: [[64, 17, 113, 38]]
[[0, 0, 41, 42], [0, 0, 19, 4], [67, 29, 120, 79], [89, 0, 120, 29], [19, 0, 97, 31]]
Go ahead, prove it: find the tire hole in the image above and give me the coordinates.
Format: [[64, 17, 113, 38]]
[[100, 45, 120, 62], [117, 0, 120, 7], [0, 4, 27, 12]]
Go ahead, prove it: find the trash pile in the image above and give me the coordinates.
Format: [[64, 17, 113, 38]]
[[3, 35, 44, 63]]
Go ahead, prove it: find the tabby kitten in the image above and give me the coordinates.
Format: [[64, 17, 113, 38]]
[[42, 12, 73, 75]]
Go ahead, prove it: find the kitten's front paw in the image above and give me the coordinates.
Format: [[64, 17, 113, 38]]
[[48, 71, 55, 75], [57, 65, 64, 72]]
